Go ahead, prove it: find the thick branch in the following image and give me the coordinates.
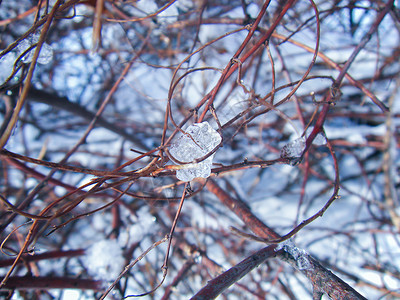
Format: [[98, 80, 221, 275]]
[[0, 276, 102, 291], [191, 245, 277, 300], [206, 179, 367, 299]]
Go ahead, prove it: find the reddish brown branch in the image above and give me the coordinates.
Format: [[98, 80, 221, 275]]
[[191, 245, 278, 300], [198, 0, 298, 121], [0, 249, 85, 268], [206, 179, 280, 240], [205, 179, 367, 299], [0, 276, 102, 291]]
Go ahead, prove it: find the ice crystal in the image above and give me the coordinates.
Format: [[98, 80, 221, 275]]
[[169, 121, 222, 181], [286, 245, 312, 270]]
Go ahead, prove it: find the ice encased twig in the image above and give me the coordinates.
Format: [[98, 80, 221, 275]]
[[169, 121, 222, 181]]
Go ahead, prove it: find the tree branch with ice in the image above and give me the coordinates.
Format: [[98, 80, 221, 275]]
[[205, 179, 367, 300]]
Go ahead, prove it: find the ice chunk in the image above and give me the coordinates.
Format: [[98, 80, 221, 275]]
[[37, 43, 53, 64], [281, 129, 327, 164], [16, 39, 32, 62], [280, 137, 306, 162], [169, 121, 222, 181], [16, 35, 53, 65]]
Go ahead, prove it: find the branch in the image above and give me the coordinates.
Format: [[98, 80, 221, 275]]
[[0, 249, 85, 268], [205, 179, 367, 299], [0, 276, 102, 291], [191, 245, 278, 300]]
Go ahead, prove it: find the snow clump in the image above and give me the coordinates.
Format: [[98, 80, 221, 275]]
[[85, 240, 125, 281]]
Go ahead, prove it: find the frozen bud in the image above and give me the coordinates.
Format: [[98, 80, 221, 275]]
[[169, 121, 221, 181]]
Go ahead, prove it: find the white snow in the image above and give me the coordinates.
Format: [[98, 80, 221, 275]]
[[135, 0, 158, 16], [157, 2, 178, 24], [85, 239, 125, 281]]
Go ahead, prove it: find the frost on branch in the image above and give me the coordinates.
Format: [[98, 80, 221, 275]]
[[169, 121, 222, 182], [278, 240, 313, 271]]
